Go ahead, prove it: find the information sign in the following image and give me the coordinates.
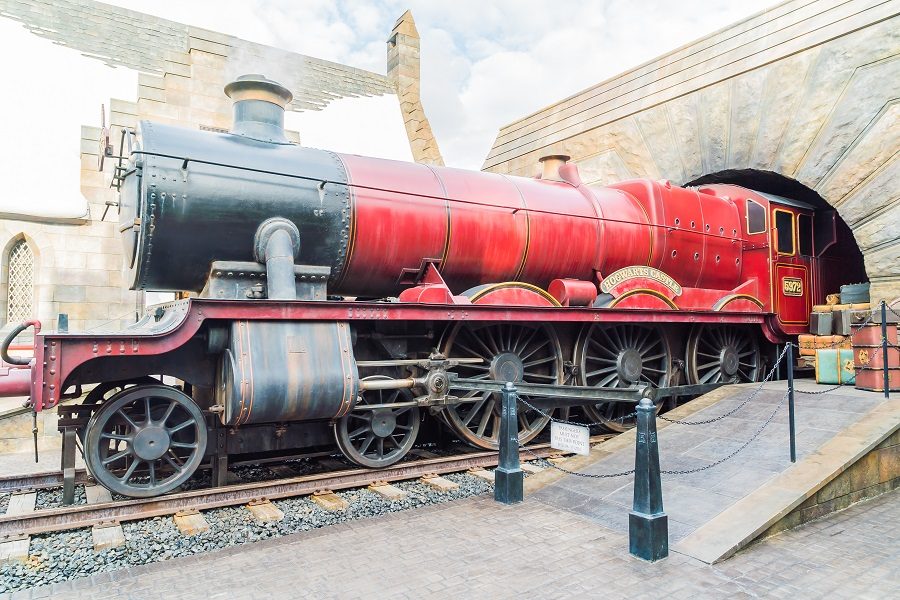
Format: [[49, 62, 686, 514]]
[[550, 422, 590, 456]]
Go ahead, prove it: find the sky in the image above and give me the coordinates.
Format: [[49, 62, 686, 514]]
[[103, 0, 777, 170], [0, 0, 777, 216]]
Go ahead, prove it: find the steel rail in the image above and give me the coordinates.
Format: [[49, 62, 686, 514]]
[[0, 450, 339, 494], [0, 470, 92, 494], [0, 439, 611, 538]]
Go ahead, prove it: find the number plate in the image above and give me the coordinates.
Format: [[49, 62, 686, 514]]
[[550, 422, 590, 456], [782, 277, 803, 296]]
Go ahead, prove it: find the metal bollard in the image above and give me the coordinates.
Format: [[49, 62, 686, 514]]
[[494, 382, 524, 504], [787, 343, 796, 463], [629, 397, 668, 561], [882, 300, 890, 399]]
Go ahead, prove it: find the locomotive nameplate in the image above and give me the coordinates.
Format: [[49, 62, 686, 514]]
[[550, 422, 590, 456], [782, 277, 803, 297], [599, 266, 682, 296]]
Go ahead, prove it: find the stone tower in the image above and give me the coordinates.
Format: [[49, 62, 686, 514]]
[[387, 10, 444, 166]]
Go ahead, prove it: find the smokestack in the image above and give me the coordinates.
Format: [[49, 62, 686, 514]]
[[224, 74, 293, 144], [538, 154, 571, 182]]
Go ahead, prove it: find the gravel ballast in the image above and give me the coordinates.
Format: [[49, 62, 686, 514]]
[[0, 470, 496, 593]]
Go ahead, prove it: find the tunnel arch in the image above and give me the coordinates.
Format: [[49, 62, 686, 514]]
[[685, 168, 869, 298]]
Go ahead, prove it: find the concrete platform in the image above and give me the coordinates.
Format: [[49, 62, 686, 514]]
[[527, 380, 899, 563], [7, 486, 898, 598]]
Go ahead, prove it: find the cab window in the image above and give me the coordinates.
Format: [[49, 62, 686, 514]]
[[798, 214, 813, 256], [774, 210, 795, 255], [747, 200, 766, 234]]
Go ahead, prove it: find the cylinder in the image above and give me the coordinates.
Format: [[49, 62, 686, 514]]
[[216, 321, 358, 425]]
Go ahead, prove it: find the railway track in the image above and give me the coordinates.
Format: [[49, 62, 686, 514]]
[[0, 449, 340, 494], [0, 436, 613, 538]]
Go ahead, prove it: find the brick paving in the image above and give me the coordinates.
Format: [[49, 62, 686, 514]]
[[534, 382, 889, 543], [3, 488, 896, 599]]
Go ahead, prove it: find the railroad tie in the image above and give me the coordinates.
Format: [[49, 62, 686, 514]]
[[245, 499, 285, 522], [318, 458, 348, 471], [468, 468, 495, 483], [311, 489, 349, 512], [419, 474, 459, 492], [409, 449, 440, 459], [547, 453, 569, 465], [0, 491, 35, 564], [173, 509, 210, 536], [367, 481, 407, 502], [267, 465, 297, 479], [85, 485, 126, 551], [520, 463, 544, 475]]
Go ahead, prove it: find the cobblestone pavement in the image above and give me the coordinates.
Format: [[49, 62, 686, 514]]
[[4, 488, 896, 599], [534, 382, 888, 543]]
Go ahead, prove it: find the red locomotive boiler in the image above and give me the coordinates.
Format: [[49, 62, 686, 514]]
[[1, 75, 865, 498]]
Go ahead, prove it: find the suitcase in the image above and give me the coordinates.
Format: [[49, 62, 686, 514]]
[[833, 309, 852, 336], [839, 282, 870, 304], [854, 367, 900, 392], [809, 312, 832, 335], [815, 349, 855, 385], [798, 335, 817, 356]]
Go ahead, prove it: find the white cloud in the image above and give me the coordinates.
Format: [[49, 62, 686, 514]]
[[1, 0, 780, 207], [286, 95, 413, 161], [0, 19, 136, 216]]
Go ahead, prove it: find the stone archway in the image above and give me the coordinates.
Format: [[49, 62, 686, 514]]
[[686, 168, 868, 295], [483, 3, 899, 301]]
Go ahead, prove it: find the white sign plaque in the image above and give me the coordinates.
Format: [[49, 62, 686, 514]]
[[550, 422, 590, 456]]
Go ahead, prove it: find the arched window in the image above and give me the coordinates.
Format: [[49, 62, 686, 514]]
[[7, 239, 34, 323]]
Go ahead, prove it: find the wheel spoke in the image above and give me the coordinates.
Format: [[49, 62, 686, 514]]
[[148, 461, 156, 486], [158, 401, 177, 426], [514, 327, 538, 355], [102, 449, 130, 465], [170, 441, 197, 449], [585, 365, 618, 378], [119, 459, 140, 483], [520, 339, 549, 361], [475, 402, 493, 437], [164, 451, 184, 469], [116, 409, 139, 430], [523, 355, 556, 368], [463, 393, 491, 426], [100, 433, 131, 442], [597, 372, 618, 387], [358, 433, 375, 455], [348, 425, 369, 438], [167, 420, 194, 434]]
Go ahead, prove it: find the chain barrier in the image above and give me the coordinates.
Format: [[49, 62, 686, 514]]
[[507, 302, 897, 480], [516, 393, 636, 428], [518, 443, 635, 478], [658, 343, 789, 425], [661, 391, 788, 475]]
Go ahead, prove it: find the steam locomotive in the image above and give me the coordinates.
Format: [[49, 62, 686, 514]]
[[1, 75, 865, 498]]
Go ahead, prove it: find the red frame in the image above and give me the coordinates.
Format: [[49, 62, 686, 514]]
[[30, 298, 771, 411]]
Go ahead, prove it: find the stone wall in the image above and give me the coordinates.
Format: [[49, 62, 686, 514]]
[[0, 213, 137, 335], [761, 426, 900, 538], [483, 0, 900, 302]]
